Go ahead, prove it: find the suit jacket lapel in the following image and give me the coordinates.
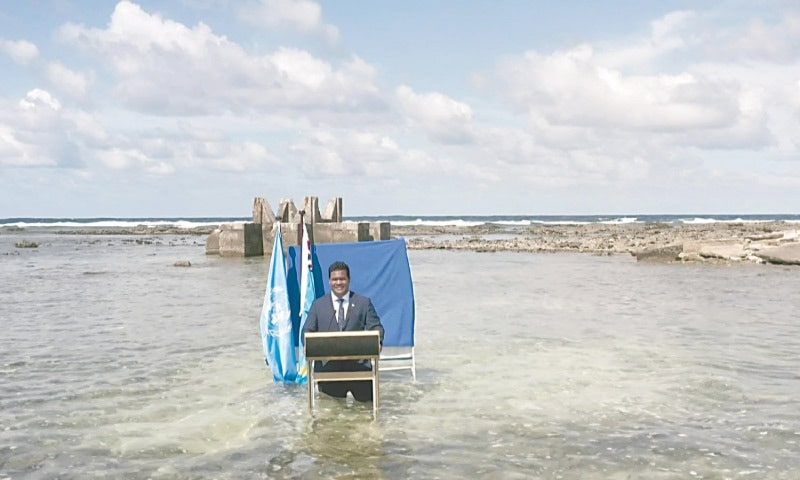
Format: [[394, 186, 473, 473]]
[[328, 300, 339, 331]]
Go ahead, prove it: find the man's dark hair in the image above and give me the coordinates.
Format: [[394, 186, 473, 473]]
[[328, 261, 350, 278]]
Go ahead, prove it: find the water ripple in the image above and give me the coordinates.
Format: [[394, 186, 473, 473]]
[[1, 238, 799, 478]]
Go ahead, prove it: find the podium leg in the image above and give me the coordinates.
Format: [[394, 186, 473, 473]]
[[372, 358, 379, 419], [308, 361, 315, 414]]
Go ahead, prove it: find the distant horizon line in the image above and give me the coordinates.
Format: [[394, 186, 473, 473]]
[[2, 212, 800, 220]]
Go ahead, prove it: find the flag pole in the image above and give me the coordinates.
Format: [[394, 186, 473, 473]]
[[296, 208, 317, 384], [298, 209, 305, 246]]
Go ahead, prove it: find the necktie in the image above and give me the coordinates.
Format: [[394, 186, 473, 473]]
[[336, 298, 345, 330]]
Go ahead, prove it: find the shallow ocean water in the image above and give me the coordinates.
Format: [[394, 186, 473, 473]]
[[1, 233, 799, 479]]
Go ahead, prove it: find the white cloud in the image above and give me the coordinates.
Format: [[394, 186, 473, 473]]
[[600, 10, 698, 69], [4, 2, 799, 216], [0, 38, 39, 65], [179, 0, 229, 8], [66, 111, 110, 146], [97, 147, 152, 170], [289, 129, 448, 179], [58, 1, 378, 118], [0, 90, 74, 167], [494, 44, 742, 133], [238, 0, 339, 43], [19, 89, 61, 111], [460, 126, 614, 188], [472, 48, 788, 195], [1, 88, 276, 175], [46, 62, 92, 98], [395, 85, 475, 144], [0, 125, 29, 164], [89, 126, 279, 175], [604, 10, 800, 67], [470, 6, 800, 190], [716, 13, 800, 63]]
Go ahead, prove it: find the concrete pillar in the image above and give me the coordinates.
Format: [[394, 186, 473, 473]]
[[322, 197, 343, 223], [277, 198, 298, 223], [252, 197, 275, 225], [243, 223, 264, 257], [302, 196, 322, 224], [357, 222, 371, 241]]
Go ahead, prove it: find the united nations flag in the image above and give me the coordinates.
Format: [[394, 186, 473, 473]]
[[296, 222, 317, 384], [260, 230, 299, 383]]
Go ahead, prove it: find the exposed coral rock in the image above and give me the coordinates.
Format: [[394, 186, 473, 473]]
[[756, 244, 800, 266], [15, 240, 38, 248], [394, 222, 800, 266]]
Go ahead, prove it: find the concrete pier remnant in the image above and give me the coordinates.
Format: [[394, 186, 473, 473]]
[[207, 196, 391, 257], [217, 222, 264, 257]]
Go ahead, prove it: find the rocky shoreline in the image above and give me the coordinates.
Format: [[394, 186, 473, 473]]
[[0, 225, 217, 235], [393, 222, 800, 265], [5, 221, 800, 265]]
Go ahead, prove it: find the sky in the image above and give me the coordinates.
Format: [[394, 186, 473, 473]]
[[1, 0, 799, 217]]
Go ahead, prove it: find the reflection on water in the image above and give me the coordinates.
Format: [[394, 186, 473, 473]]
[[1, 234, 799, 479]]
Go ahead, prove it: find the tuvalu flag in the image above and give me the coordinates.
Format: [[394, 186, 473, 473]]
[[295, 222, 317, 384], [260, 230, 299, 383]]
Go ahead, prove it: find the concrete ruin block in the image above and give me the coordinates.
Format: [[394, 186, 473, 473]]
[[284, 222, 304, 245], [205, 229, 220, 255], [218, 223, 243, 257], [322, 197, 343, 223], [218, 222, 264, 257], [276, 198, 298, 223], [252, 197, 276, 225], [310, 222, 387, 243], [244, 223, 264, 256], [302, 196, 322, 223], [357, 222, 371, 241], [267, 223, 299, 253], [369, 222, 391, 241], [309, 222, 360, 243], [261, 224, 277, 256], [205, 195, 384, 258]]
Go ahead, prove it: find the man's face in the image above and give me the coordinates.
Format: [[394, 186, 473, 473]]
[[329, 268, 350, 298]]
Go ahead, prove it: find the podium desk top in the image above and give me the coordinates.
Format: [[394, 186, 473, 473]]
[[305, 330, 381, 358]]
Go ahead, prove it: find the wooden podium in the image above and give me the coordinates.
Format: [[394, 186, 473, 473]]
[[305, 330, 381, 417]]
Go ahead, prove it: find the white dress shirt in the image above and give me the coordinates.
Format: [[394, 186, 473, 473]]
[[332, 291, 350, 318]]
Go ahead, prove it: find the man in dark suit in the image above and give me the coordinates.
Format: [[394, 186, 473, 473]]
[[303, 260, 384, 402]]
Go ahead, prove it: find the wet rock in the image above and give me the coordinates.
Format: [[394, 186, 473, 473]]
[[632, 245, 682, 263], [173, 260, 192, 267], [696, 241, 747, 261], [14, 240, 38, 248], [755, 244, 800, 266], [745, 232, 784, 241]]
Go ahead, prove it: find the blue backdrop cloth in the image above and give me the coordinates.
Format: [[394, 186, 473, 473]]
[[287, 238, 415, 348]]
